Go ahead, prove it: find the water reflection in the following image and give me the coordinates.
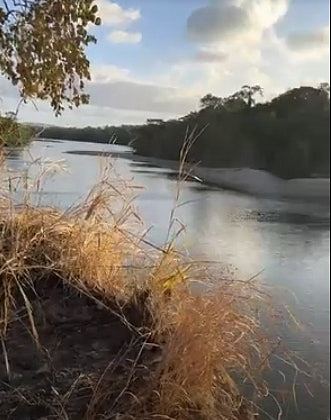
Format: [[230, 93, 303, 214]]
[[130, 168, 179, 180], [244, 209, 330, 225], [65, 147, 133, 159], [4, 139, 330, 419], [35, 138, 63, 144], [4, 147, 24, 160]]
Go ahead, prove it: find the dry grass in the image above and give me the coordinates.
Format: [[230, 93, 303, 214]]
[[0, 150, 281, 419]]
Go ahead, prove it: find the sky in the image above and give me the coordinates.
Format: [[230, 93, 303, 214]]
[[0, 0, 330, 127]]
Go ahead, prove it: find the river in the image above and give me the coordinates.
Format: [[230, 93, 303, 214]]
[[5, 139, 330, 419]]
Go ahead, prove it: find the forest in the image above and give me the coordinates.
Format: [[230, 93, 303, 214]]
[[43, 84, 330, 179]]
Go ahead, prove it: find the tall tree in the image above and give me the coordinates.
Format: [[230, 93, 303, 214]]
[[236, 85, 263, 108], [0, 0, 101, 115]]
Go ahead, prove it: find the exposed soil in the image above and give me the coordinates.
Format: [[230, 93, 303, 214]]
[[0, 278, 160, 419]]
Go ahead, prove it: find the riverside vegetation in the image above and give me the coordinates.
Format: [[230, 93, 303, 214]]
[[42, 84, 330, 180], [0, 107, 316, 419], [0, 1, 320, 417], [0, 115, 34, 147], [0, 153, 294, 419]]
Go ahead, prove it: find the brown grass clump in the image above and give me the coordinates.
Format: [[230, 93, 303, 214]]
[[0, 154, 277, 419]]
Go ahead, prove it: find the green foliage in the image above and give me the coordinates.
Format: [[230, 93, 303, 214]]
[[42, 125, 132, 145], [235, 85, 263, 108], [133, 85, 330, 179], [0, 115, 34, 147], [38, 84, 330, 179], [0, 0, 100, 115], [200, 93, 222, 109]]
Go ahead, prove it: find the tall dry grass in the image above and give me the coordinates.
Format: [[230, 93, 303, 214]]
[[0, 148, 282, 419]]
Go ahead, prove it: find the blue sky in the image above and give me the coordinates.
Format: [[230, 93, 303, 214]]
[[1, 0, 330, 126], [89, 0, 329, 80], [88, 0, 200, 76]]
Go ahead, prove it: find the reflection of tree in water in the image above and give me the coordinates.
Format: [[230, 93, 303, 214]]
[[130, 168, 179, 181], [4, 147, 23, 161], [248, 209, 330, 226]]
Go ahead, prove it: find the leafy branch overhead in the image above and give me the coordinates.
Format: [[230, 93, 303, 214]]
[[0, 0, 101, 115]]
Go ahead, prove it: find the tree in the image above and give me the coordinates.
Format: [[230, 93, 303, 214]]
[[319, 82, 330, 98], [235, 85, 263, 108], [0, 0, 101, 115], [200, 93, 222, 109], [223, 95, 246, 112], [270, 86, 330, 117], [132, 84, 329, 178]]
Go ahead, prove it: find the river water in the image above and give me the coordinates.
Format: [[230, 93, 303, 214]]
[[5, 139, 330, 419]]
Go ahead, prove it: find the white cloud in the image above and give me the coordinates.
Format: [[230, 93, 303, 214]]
[[187, 4, 250, 43], [107, 30, 142, 44], [1, 1, 329, 128], [18, 101, 183, 127], [243, 0, 288, 30], [179, 0, 292, 97], [286, 26, 330, 58], [194, 50, 228, 63], [97, 0, 140, 27], [181, 0, 291, 101], [180, 0, 329, 100], [96, 1, 142, 45], [187, 0, 289, 49], [1, 71, 199, 126], [90, 64, 131, 83], [87, 80, 197, 114]]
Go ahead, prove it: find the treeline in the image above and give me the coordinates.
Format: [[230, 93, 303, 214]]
[[132, 84, 330, 179], [42, 125, 132, 145], [41, 84, 330, 179]]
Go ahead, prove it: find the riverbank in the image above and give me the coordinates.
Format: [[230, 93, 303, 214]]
[[36, 137, 330, 202], [127, 151, 330, 202], [57, 145, 330, 202], [193, 167, 330, 202], [0, 158, 280, 419], [41, 84, 330, 181]]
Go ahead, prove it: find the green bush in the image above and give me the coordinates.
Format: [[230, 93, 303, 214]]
[[0, 116, 34, 147]]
